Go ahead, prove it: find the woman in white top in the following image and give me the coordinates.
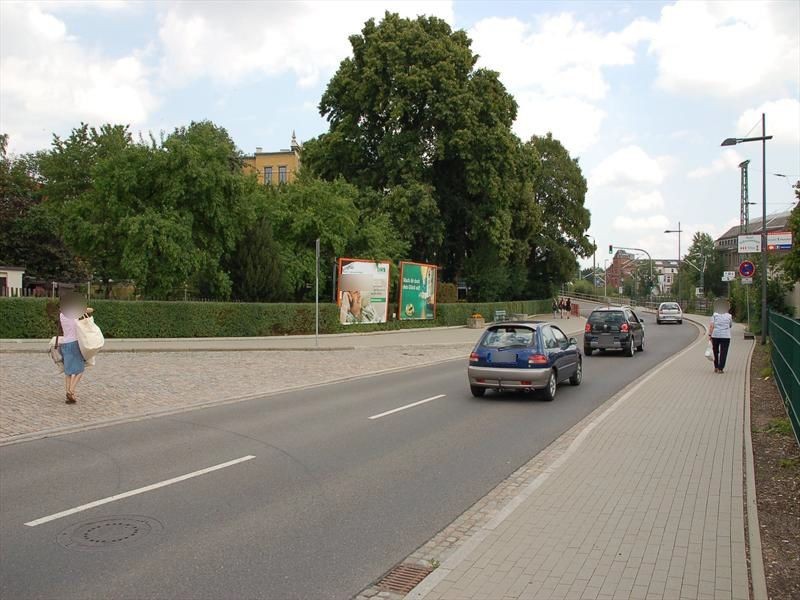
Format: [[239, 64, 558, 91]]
[[708, 307, 733, 374], [58, 294, 93, 404]]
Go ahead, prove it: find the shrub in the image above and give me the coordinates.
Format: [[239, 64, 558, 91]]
[[0, 298, 553, 339]]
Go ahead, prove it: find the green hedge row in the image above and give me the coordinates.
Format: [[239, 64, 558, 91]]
[[0, 298, 551, 339]]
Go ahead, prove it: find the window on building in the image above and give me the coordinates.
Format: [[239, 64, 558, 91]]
[[278, 165, 287, 184], [264, 166, 272, 185]]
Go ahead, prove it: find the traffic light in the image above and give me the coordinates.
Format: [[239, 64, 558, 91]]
[[609, 245, 613, 254]]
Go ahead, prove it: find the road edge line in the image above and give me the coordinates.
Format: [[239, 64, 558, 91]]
[[404, 320, 705, 599]]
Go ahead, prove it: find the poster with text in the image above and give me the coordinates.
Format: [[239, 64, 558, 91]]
[[337, 259, 390, 325], [398, 262, 438, 320]]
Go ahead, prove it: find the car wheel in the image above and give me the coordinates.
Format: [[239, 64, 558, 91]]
[[637, 335, 645, 352], [470, 386, 486, 397], [584, 346, 592, 356], [542, 370, 557, 401], [626, 338, 635, 357], [569, 358, 582, 386], [678, 320, 683, 324], [657, 319, 662, 324]]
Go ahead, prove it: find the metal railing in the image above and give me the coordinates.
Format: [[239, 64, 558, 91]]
[[769, 310, 800, 446]]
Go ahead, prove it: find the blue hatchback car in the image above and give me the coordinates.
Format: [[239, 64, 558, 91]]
[[468, 322, 582, 401]]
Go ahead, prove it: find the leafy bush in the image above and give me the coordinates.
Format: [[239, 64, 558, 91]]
[[438, 282, 458, 304], [0, 298, 552, 339]]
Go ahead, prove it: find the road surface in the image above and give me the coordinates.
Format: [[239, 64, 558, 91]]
[[0, 319, 697, 600]]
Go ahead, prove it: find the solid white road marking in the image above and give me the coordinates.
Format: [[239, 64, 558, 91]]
[[24, 455, 256, 527], [368, 395, 446, 420]]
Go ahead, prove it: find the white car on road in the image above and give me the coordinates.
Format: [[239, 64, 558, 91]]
[[656, 302, 683, 325]]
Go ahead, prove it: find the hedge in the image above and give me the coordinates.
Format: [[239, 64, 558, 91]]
[[0, 298, 551, 339]]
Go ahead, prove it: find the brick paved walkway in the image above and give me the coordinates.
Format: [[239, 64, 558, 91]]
[[406, 322, 753, 600]]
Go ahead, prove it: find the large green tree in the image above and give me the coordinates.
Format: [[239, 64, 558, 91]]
[[302, 13, 533, 295], [0, 134, 87, 282], [678, 232, 725, 298]]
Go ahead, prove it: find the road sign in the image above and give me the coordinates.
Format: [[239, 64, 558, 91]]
[[722, 271, 737, 282], [739, 260, 755, 277], [741, 277, 753, 285], [738, 234, 761, 253], [767, 231, 792, 250]]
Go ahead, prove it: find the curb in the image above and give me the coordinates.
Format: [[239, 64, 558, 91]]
[[742, 340, 768, 600], [0, 346, 360, 354]]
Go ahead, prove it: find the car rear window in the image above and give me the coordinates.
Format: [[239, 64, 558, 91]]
[[481, 327, 536, 348], [589, 311, 625, 325], [660, 303, 680, 310]]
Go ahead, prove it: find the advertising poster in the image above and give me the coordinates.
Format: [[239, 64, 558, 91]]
[[337, 259, 390, 325], [767, 231, 792, 251], [398, 261, 438, 320]]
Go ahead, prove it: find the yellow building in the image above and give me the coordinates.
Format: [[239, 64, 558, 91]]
[[243, 132, 301, 185]]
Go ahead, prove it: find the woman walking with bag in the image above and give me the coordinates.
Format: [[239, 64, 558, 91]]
[[58, 295, 93, 404], [708, 302, 733, 374]]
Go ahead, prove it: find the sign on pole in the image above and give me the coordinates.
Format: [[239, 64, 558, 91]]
[[722, 271, 736, 282], [737, 234, 761, 253], [739, 260, 755, 278], [741, 277, 753, 285], [767, 231, 792, 250]]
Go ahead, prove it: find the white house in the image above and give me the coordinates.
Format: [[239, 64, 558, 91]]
[[0, 266, 25, 296]]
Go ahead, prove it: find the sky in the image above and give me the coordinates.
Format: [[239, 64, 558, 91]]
[[1, 0, 798, 269]]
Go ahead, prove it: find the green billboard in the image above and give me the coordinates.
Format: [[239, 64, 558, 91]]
[[398, 262, 437, 320]]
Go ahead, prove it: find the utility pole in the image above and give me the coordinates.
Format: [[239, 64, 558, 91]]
[[739, 160, 750, 233]]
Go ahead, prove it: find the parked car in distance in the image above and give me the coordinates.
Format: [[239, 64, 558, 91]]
[[584, 306, 645, 357], [656, 302, 683, 324], [468, 322, 582, 401]]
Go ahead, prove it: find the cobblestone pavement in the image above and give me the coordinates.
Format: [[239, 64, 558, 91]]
[[0, 344, 471, 442]]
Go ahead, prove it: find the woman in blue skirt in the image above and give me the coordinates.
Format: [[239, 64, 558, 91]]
[[59, 295, 93, 404]]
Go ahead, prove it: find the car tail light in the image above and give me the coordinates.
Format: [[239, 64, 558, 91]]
[[521, 381, 532, 386], [528, 354, 548, 366], [469, 352, 479, 362], [620, 323, 629, 333], [584, 323, 591, 333]]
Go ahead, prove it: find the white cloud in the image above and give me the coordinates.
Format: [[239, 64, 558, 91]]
[[0, 1, 156, 153], [513, 92, 605, 154], [625, 191, 664, 212], [590, 145, 667, 189], [737, 98, 800, 146], [613, 215, 670, 231], [469, 13, 640, 154], [687, 149, 744, 179], [157, 1, 454, 88], [631, 0, 799, 97]]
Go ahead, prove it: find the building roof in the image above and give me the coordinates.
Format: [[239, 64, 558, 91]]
[[715, 209, 793, 241], [0, 265, 25, 271]]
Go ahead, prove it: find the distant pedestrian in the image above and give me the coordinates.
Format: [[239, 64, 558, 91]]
[[552, 298, 559, 319], [558, 298, 564, 318], [565, 298, 572, 319], [708, 305, 733, 374], [58, 294, 93, 404]]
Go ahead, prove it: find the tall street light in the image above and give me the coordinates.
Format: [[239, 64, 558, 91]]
[[722, 113, 773, 345], [664, 221, 682, 303]]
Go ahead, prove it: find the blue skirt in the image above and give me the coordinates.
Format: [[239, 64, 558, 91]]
[[61, 341, 85, 375]]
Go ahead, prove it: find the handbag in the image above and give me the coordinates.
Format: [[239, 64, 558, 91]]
[[704, 341, 713, 361], [49, 336, 64, 373], [76, 314, 104, 361]]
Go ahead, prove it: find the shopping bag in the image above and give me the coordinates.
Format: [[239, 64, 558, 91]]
[[704, 341, 713, 361], [76, 315, 104, 361], [49, 336, 64, 373]]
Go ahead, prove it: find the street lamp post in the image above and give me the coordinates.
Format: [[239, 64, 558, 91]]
[[721, 113, 773, 345], [664, 222, 683, 303]]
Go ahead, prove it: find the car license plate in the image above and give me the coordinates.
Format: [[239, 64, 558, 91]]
[[491, 351, 517, 363]]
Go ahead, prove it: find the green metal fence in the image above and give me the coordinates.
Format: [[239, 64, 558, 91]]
[[769, 310, 800, 446]]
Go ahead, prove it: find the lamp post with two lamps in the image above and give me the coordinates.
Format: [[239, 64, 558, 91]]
[[664, 222, 683, 303], [721, 113, 772, 345]]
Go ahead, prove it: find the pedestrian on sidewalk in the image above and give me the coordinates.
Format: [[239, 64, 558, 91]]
[[552, 298, 559, 319], [558, 297, 564, 318], [565, 297, 572, 319], [57, 294, 94, 404], [708, 301, 733, 374]]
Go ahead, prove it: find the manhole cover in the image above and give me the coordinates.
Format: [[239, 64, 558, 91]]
[[376, 563, 433, 594], [57, 515, 163, 551]]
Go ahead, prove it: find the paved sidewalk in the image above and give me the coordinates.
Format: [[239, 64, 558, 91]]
[[0, 316, 586, 444], [401, 320, 753, 600]]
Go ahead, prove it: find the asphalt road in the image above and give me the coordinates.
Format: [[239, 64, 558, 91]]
[[0, 318, 698, 600]]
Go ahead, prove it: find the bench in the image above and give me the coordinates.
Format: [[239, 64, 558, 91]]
[[493, 310, 507, 323]]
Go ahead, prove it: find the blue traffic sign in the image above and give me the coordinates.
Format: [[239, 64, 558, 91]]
[[739, 260, 755, 277]]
